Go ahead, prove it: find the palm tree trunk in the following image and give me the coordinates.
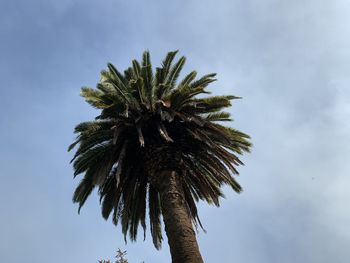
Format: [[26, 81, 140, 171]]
[[156, 170, 204, 263]]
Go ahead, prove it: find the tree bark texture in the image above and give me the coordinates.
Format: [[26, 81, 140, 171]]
[[155, 170, 204, 263]]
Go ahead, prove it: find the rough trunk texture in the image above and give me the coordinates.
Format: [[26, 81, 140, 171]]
[[155, 170, 204, 263]]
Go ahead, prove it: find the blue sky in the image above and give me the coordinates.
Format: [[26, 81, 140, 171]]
[[1, 0, 349, 262]]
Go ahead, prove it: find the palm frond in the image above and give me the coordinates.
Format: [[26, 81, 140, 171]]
[[149, 185, 163, 249], [141, 50, 154, 106], [73, 174, 95, 213], [204, 111, 232, 122], [164, 56, 186, 92]]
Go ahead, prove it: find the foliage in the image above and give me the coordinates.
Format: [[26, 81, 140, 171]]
[[69, 50, 252, 249], [115, 249, 128, 263], [99, 249, 144, 263]]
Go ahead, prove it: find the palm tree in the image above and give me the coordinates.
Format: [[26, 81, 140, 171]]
[[69, 50, 251, 263]]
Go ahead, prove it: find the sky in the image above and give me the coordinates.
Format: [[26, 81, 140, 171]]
[[0, 0, 349, 262]]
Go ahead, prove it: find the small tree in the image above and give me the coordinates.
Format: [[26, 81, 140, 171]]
[[115, 249, 128, 263], [99, 248, 129, 263]]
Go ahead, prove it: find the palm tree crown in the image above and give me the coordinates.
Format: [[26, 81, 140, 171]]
[[69, 50, 251, 249]]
